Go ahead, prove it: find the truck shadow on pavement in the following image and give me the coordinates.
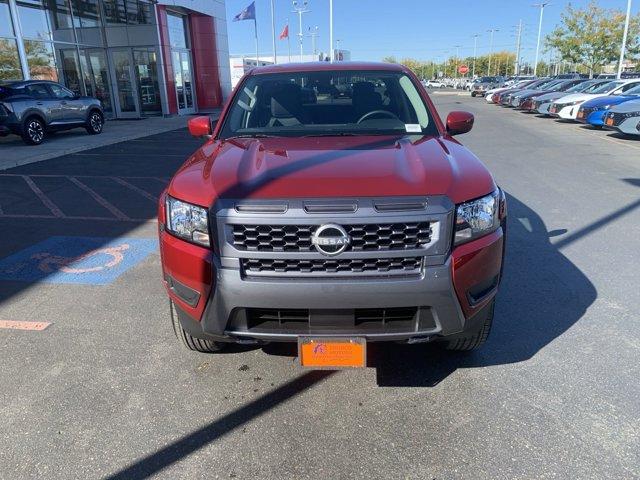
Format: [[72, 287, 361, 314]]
[[373, 192, 598, 387]]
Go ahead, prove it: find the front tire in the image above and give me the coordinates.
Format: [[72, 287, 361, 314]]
[[22, 117, 46, 145], [170, 301, 226, 353], [85, 110, 104, 135], [443, 299, 495, 351], [471, 92, 476, 97]]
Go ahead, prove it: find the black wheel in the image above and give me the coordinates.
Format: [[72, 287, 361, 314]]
[[471, 92, 476, 97], [22, 116, 45, 145], [85, 110, 104, 135], [170, 301, 226, 353], [443, 299, 495, 351]]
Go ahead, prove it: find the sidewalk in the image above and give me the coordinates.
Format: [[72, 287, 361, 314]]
[[0, 112, 219, 170]]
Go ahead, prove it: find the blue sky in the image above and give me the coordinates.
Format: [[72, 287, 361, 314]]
[[226, 0, 638, 63]]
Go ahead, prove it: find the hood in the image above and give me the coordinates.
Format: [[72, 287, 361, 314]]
[[582, 95, 637, 108], [555, 93, 603, 103], [168, 135, 496, 207], [609, 99, 640, 113]]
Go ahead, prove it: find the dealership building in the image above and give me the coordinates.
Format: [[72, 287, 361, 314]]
[[0, 0, 231, 118]]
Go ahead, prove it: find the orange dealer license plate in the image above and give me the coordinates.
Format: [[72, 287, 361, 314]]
[[299, 338, 366, 369], [605, 117, 614, 126]]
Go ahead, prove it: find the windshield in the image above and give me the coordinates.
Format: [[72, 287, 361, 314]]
[[624, 84, 640, 95], [590, 81, 623, 94], [219, 70, 437, 139], [566, 80, 596, 92]]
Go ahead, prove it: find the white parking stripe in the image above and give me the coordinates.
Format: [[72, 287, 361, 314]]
[[111, 177, 158, 202], [68, 177, 131, 221], [21, 176, 64, 217]]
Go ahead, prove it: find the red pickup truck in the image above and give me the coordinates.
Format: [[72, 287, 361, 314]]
[[158, 62, 506, 367]]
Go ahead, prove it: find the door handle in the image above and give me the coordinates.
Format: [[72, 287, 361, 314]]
[[36, 102, 44, 105]]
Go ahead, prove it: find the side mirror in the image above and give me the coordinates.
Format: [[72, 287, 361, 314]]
[[188, 116, 213, 139], [446, 111, 474, 135]]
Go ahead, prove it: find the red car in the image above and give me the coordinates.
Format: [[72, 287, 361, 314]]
[[159, 62, 506, 367]]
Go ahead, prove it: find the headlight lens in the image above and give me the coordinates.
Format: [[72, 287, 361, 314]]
[[454, 190, 501, 245], [165, 196, 210, 247]]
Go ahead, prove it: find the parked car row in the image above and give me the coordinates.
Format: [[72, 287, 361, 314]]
[[478, 76, 640, 138], [0, 80, 105, 145]]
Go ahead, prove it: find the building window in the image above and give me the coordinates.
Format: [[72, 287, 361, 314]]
[[71, 0, 103, 45], [0, 0, 15, 37], [25, 39, 59, 81], [17, 0, 75, 43], [167, 12, 188, 49], [0, 38, 23, 80], [103, 0, 152, 25]]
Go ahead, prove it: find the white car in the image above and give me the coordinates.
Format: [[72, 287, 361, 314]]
[[484, 80, 537, 103], [549, 79, 640, 120], [604, 99, 640, 136], [423, 80, 445, 88]]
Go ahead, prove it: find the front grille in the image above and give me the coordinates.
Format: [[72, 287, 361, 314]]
[[607, 112, 633, 125], [579, 107, 595, 117], [242, 256, 423, 275], [232, 222, 431, 252], [235, 307, 427, 334]]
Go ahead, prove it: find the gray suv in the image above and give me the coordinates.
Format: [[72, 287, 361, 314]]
[[0, 80, 104, 145]]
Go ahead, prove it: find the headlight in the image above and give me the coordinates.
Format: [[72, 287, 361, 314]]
[[454, 190, 501, 245], [165, 196, 210, 247]]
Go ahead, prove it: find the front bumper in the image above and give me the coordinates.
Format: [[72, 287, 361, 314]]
[[161, 225, 505, 344], [584, 110, 606, 126], [615, 117, 640, 135]]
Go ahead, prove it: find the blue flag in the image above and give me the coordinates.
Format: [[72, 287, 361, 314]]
[[233, 1, 256, 21]]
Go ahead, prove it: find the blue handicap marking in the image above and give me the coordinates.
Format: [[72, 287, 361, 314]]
[[0, 236, 158, 285]]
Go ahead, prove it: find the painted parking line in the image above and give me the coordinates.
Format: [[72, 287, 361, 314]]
[[0, 320, 52, 331], [22, 175, 64, 217], [0, 175, 164, 222], [0, 236, 158, 285], [68, 177, 131, 220], [111, 177, 158, 202]]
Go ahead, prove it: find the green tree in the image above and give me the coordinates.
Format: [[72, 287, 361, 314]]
[[545, 1, 640, 77]]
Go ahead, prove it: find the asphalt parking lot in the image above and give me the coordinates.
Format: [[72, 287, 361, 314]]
[[1, 94, 639, 479]]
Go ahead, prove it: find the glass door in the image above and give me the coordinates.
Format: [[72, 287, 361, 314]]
[[171, 49, 196, 115], [110, 49, 140, 118], [133, 48, 161, 115]]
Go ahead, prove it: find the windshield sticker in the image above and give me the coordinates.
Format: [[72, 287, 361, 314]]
[[405, 124, 422, 133]]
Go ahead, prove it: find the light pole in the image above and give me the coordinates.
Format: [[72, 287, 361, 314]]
[[514, 19, 523, 75], [533, 3, 550, 76], [472, 34, 480, 78], [329, 0, 333, 62], [487, 28, 499, 75], [617, 0, 632, 79], [292, 0, 310, 61], [454, 44, 461, 78], [308, 26, 319, 56], [270, 0, 277, 63]]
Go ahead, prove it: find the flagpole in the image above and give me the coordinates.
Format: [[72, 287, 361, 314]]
[[270, 0, 277, 64], [287, 19, 291, 62], [254, 18, 259, 66]]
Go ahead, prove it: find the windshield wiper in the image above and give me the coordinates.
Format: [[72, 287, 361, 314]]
[[300, 132, 359, 137], [226, 133, 281, 140]]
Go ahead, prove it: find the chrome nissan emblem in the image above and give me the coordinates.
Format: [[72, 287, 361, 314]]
[[311, 224, 350, 256]]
